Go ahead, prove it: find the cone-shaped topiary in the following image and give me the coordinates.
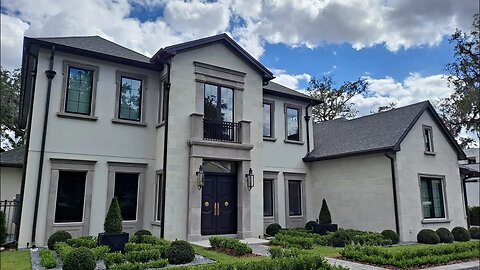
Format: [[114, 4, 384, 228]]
[[104, 197, 123, 234], [318, 199, 332, 224]]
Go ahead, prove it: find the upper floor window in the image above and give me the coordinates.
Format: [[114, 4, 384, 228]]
[[204, 84, 233, 122], [285, 106, 301, 142], [263, 101, 274, 138], [420, 176, 445, 219], [114, 71, 147, 125], [423, 126, 434, 153]]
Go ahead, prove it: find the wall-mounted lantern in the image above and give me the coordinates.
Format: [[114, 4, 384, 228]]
[[196, 165, 204, 190], [245, 168, 254, 191]]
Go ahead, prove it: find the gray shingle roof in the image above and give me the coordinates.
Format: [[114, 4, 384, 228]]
[[263, 82, 320, 103], [32, 36, 152, 64], [0, 146, 25, 167], [305, 101, 464, 161]]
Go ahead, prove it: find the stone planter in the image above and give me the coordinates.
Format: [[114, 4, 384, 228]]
[[98, 232, 129, 252], [313, 223, 338, 235]]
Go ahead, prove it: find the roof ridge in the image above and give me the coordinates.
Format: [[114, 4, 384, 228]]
[[342, 100, 430, 122]]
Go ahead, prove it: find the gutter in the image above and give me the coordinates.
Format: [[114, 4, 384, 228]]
[[304, 102, 313, 155], [461, 175, 470, 228], [384, 152, 400, 235], [31, 46, 56, 247], [160, 62, 171, 238]]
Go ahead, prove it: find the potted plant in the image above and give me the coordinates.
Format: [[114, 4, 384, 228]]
[[313, 199, 338, 235], [98, 197, 129, 252]]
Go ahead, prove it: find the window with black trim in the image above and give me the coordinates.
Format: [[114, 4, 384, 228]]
[[286, 107, 300, 141], [263, 179, 274, 217], [263, 101, 274, 138], [423, 126, 434, 153], [54, 171, 87, 223], [119, 77, 143, 121], [155, 172, 164, 222], [114, 172, 139, 221], [288, 180, 302, 216], [420, 177, 445, 219]]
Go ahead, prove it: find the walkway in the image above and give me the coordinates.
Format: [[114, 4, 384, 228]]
[[327, 258, 479, 270]]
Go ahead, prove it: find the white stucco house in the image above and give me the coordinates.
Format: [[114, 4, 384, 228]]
[[0, 146, 24, 201], [14, 33, 468, 247]]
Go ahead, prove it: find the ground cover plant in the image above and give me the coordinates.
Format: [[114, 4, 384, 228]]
[[209, 236, 253, 256]]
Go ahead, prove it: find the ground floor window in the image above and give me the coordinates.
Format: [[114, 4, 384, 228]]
[[114, 172, 139, 221], [155, 171, 164, 222], [288, 180, 302, 216], [263, 179, 274, 217], [54, 171, 87, 223], [420, 176, 446, 219]]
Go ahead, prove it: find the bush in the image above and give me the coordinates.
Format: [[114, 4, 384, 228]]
[[134, 230, 152, 237], [352, 233, 391, 246], [381, 230, 399, 244], [318, 199, 332, 224], [266, 223, 282, 236], [468, 227, 479, 239], [40, 249, 57, 269], [167, 240, 195, 264], [91, 245, 109, 261], [105, 197, 123, 234], [417, 229, 440, 244], [63, 247, 96, 270], [0, 211, 6, 244], [129, 235, 169, 246], [54, 242, 73, 262], [125, 249, 161, 263], [209, 237, 253, 256], [305, 221, 318, 231], [436, 228, 454, 243], [47, 230, 72, 250], [270, 234, 314, 249], [452, 227, 471, 242], [104, 252, 125, 268], [269, 246, 300, 259], [331, 230, 350, 247], [66, 236, 97, 248], [469, 206, 480, 226], [331, 237, 346, 247], [109, 260, 168, 270]]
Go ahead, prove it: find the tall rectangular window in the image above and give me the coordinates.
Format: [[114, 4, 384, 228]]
[[54, 171, 87, 223], [114, 172, 139, 221], [155, 172, 164, 221], [286, 107, 300, 141], [288, 180, 302, 216], [65, 67, 94, 115], [204, 84, 233, 122], [423, 126, 434, 152], [420, 177, 445, 219], [119, 77, 142, 121], [263, 102, 273, 138], [263, 179, 274, 217]]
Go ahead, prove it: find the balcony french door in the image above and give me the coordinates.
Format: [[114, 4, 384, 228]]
[[204, 84, 238, 142]]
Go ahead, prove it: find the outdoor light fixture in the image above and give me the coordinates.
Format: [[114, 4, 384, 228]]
[[245, 168, 254, 191], [196, 165, 204, 190]]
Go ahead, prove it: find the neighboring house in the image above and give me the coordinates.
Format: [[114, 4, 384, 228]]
[[16, 33, 468, 247], [460, 148, 480, 207], [0, 146, 24, 201]]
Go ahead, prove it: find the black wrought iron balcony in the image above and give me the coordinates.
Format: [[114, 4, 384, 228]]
[[203, 119, 242, 143]]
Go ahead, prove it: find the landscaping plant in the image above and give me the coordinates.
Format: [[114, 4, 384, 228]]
[[63, 247, 96, 270], [318, 199, 332, 224], [436, 228, 454, 243], [209, 236, 253, 256], [39, 249, 57, 269], [133, 229, 152, 237], [468, 227, 479, 239], [381, 230, 399, 244], [305, 220, 318, 231], [265, 223, 282, 236], [167, 240, 195, 264], [417, 229, 440, 244], [452, 227, 471, 242], [47, 230, 72, 250], [104, 197, 122, 234]]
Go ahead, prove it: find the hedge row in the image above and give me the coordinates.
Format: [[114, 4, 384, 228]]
[[209, 237, 253, 256], [341, 241, 480, 268]]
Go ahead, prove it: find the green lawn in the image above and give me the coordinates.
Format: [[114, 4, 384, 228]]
[[0, 250, 31, 270]]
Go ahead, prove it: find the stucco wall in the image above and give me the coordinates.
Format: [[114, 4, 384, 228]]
[[307, 153, 396, 232], [395, 111, 467, 242], [0, 167, 23, 201]]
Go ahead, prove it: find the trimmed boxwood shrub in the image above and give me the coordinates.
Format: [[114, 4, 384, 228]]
[[104, 197, 123, 234], [331, 230, 350, 247], [209, 237, 253, 256], [104, 252, 125, 268], [268, 246, 300, 258], [125, 249, 161, 263], [66, 236, 97, 248], [167, 240, 195, 265], [305, 221, 318, 231], [266, 223, 282, 236], [417, 229, 440, 244], [54, 242, 73, 262], [47, 230, 72, 250], [63, 247, 96, 270], [468, 227, 479, 239], [0, 211, 6, 244], [134, 229, 152, 237], [381, 230, 399, 244], [436, 228, 454, 243], [452, 227, 471, 242], [318, 199, 332, 224]]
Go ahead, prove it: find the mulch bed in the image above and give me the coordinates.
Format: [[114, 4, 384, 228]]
[[208, 247, 259, 258], [339, 256, 480, 270]]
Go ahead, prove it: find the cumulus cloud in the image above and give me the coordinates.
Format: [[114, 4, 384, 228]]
[[271, 68, 312, 90], [1, 14, 30, 71]]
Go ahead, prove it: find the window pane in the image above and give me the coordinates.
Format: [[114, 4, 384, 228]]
[[55, 171, 86, 223], [263, 103, 271, 137], [65, 67, 93, 115], [204, 84, 218, 121], [288, 180, 302, 216], [114, 173, 139, 221], [202, 160, 236, 174], [263, 179, 274, 217], [220, 87, 233, 122], [119, 77, 142, 121], [424, 128, 432, 152], [156, 173, 163, 221], [162, 86, 168, 122], [420, 177, 445, 219], [431, 179, 445, 218], [287, 108, 300, 141]]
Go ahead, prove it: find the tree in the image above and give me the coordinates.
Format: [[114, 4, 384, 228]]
[[439, 14, 479, 147], [318, 198, 332, 224], [104, 197, 123, 234], [0, 67, 23, 151], [306, 75, 368, 122], [371, 102, 397, 114]]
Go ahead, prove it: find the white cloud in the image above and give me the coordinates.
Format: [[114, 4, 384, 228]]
[[270, 68, 311, 90], [1, 14, 29, 71]]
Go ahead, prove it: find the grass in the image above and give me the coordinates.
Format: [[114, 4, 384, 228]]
[[192, 244, 269, 263], [0, 250, 31, 270], [304, 246, 342, 258]]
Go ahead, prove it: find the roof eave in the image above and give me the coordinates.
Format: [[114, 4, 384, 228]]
[[263, 88, 321, 104], [303, 147, 396, 162]]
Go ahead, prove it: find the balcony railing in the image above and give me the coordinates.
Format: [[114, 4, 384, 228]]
[[203, 119, 242, 143]]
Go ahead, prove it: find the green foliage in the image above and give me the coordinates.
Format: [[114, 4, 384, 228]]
[[417, 229, 440, 244], [109, 260, 168, 270], [331, 230, 349, 247], [452, 227, 471, 242], [63, 247, 96, 270], [125, 249, 161, 263], [66, 236, 97, 248], [318, 199, 332, 224], [469, 206, 480, 226], [39, 249, 57, 269], [270, 233, 314, 249], [0, 67, 24, 150], [91, 245, 109, 261], [167, 240, 195, 264], [47, 231, 72, 250], [341, 241, 480, 268], [129, 235, 169, 245], [104, 252, 125, 268], [436, 228, 454, 243], [133, 230, 152, 237], [208, 237, 253, 256], [54, 242, 73, 262], [305, 220, 318, 231], [104, 197, 123, 234], [265, 223, 282, 236], [468, 227, 480, 239], [381, 230, 399, 244], [269, 246, 301, 259], [0, 211, 6, 244]]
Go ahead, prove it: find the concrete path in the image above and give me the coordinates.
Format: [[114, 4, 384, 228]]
[[326, 258, 479, 270], [423, 260, 479, 270], [326, 258, 387, 270]]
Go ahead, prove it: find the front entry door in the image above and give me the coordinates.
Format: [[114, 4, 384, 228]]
[[201, 173, 237, 235]]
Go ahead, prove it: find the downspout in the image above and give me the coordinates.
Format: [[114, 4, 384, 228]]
[[384, 152, 400, 235], [31, 47, 56, 247], [461, 176, 470, 228], [160, 62, 171, 238], [304, 102, 312, 155]]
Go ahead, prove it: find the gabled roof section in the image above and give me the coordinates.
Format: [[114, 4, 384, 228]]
[[263, 82, 321, 104], [151, 33, 274, 82], [0, 146, 25, 168], [304, 101, 466, 161]]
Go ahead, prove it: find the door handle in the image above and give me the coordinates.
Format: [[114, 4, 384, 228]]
[[215, 203, 220, 216]]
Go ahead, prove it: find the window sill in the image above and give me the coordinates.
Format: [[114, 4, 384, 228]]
[[156, 121, 166, 128], [111, 118, 147, 127], [284, 139, 305, 145], [57, 112, 98, 121], [151, 221, 162, 227], [421, 218, 450, 224], [263, 137, 277, 142], [424, 151, 436, 156]]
